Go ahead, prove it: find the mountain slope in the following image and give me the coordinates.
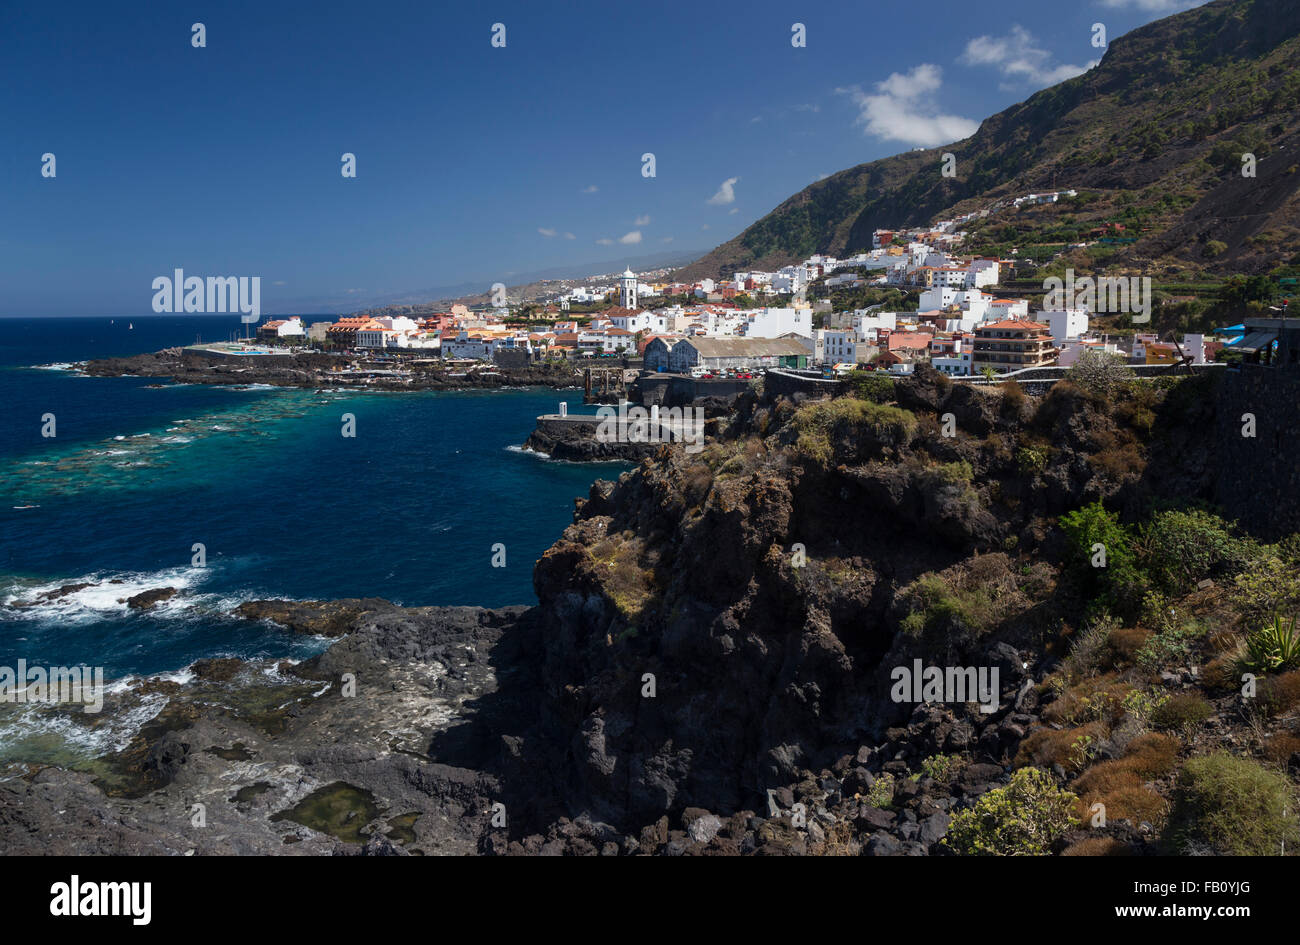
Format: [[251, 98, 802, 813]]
[[676, 0, 1300, 282]]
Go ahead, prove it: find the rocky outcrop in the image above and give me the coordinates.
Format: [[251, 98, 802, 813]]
[[78, 348, 584, 391], [0, 368, 1247, 855], [234, 598, 406, 636], [124, 587, 179, 610]]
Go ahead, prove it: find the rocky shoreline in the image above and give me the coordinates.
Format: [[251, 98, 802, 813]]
[[5, 366, 1298, 856], [77, 347, 585, 392], [0, 595, 1051, 856]]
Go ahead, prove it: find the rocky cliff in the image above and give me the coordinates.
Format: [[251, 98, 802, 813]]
[[9, 366, 1300, 856]]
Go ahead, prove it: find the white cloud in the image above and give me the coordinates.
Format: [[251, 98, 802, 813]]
[[701, 224, 710, 230], [581, 184, 599, 193], [538, 227, 558, 238], [595, 238, 614, 245], [838, 65, 979, 148], [635, 214, 651, 226], [707, 177, 739, 206], [960, 25, 1098, 89], [728, 208, 738, 215], [619, 231, 642, 245], [563, 232, 575, 240], [661, 236, 674, 243]]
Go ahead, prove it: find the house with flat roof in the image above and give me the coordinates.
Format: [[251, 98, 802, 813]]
[[665, 337, 810, 373]]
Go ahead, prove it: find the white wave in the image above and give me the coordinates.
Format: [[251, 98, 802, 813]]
[[0, 689, 171, 762], [0, 566, 212, 622]]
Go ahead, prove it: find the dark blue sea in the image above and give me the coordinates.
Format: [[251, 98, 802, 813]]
[[0, 315, 623, 691]]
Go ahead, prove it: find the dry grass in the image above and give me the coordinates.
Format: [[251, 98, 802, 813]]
[[1106, 627, 1152, 667], [1042, 673, 1134, 726], [1262, 732, 1300, 765], [1259, 670, 1300, 717], [1062, 837, 1135, 856], [1015, 721, 1108, 770]]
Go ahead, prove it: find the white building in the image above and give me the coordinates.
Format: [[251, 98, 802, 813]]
[[741, 306, 811, 339], [1043, 309, 1090, 344], [932, 352, 973, 376], [852, 310, 897, 336], [620, 268, 638, 309], [823, 330, 860, 364], [609, 310, 651, 333]]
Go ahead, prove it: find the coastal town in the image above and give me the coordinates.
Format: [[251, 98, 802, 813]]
[[218, 195, 1254, 390]]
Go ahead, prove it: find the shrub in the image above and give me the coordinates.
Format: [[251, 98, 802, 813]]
[[1231, 555, 1300, 623], [1106, 626, 1153, 667], [1150, 693, 1213, 732], [790, 398, 917, 462], [945, 767, 1079, 855], [1059, 501, 1144, 613], [1201, 652, 1243, 694], [1164, 753, 1299, 855], [846, 372, 895, 404], [1120, 688, 1170, 727], [1135, 620, 1204, 675], [1015, 721, 1108, 770], [1063, 615, 1119, 680], [864, 771, 896, 808], [1119, 733, 1182, 778], [1263, 732, 1300, 765], [1258, 670, 1300, 717], [896, 573, 995, 638], [1000, 380, 1027, 413], [1067, 348, 1134, 397], [920, 753, 965, 782], [1140, 509, 1255, 594], [1015, 445, 1049, 475]]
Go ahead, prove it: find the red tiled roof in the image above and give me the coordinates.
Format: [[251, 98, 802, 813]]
[[979, 319, 1049, 332]]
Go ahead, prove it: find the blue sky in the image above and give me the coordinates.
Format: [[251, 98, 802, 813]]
[[0, 0, 1206, 316]]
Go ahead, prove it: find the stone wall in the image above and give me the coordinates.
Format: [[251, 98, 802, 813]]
[[763, 369, 844, 400], [1214, 365, 1300, 541]]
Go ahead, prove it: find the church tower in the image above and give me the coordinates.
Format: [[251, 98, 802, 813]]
[[620, 268, 638, 309]]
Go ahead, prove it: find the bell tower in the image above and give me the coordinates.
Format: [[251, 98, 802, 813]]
[[620, 268, 638, 309]]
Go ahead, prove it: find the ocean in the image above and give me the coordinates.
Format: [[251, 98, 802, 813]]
[[0, 315, 624, 687]]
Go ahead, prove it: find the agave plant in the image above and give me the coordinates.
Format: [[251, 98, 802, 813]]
[[1244, 613, 1300, 673]]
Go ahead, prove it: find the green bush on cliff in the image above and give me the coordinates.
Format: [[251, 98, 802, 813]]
[[1164, 753, 1299, 856], [790, 398, 916, 462], [1016, 445, 1049, 475], [1139, 508, 1256, 594], [945, 767, 1079, 856], [1059, 501, 1146, 616], [846, 372, 896, 404], [897, 573, 996, 638], [1231, 551, 1300, 623]]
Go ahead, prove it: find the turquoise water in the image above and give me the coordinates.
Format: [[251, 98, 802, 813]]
[[0, 315, 625, 678]]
